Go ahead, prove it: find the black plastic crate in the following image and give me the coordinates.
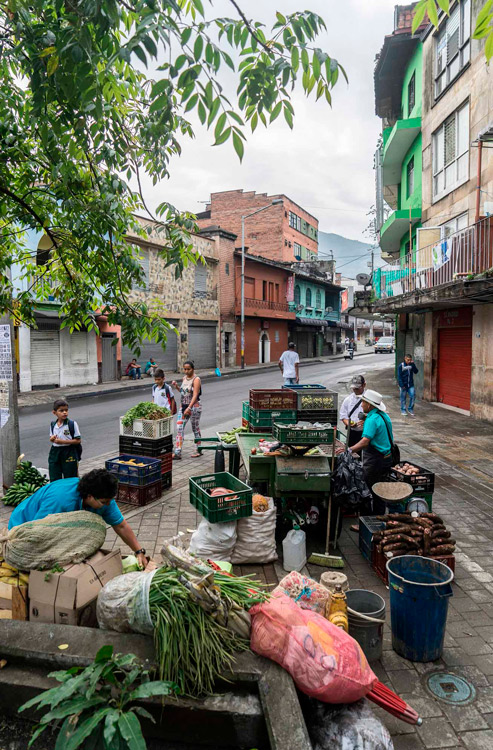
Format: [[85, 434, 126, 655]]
[[388, 463, 435, 494], [117, 478, 163, 507], [161, 470, 172, 492], [359, 516, 385, 563], [119, 434, 173, 457], [297, 409, 338, 425]]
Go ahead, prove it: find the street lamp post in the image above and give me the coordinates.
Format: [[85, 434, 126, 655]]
[[240, 199, 283, 369]]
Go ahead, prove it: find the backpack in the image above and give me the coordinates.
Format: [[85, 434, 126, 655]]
[[152, 383, 177, 415], [51, 419, 82, 460]]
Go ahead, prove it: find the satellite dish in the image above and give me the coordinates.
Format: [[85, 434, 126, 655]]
[[356, 273, 371, 286]]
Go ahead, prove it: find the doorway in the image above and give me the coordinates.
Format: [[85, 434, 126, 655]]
[[101, 333, 117, 382], [259, 332, 270, 364]]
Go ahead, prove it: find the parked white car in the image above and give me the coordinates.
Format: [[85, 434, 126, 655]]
[[374, 336, 394, 354]]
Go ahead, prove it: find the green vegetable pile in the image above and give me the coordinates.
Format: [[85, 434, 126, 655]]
[[2, 457, 47, 506], [149, 567, 269, 698], [121, 401, 171, 427], [221, 426, 248, 444]]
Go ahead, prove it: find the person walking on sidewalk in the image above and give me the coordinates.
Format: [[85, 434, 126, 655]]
[[340, 374, 366, 449], [171, 361, 202, 460], [49, 399, 82, 482], [398, 354, 418, 417], [348, 390, 395, 515], [279, 342, 299, 385], [152, 369, 176, 414]]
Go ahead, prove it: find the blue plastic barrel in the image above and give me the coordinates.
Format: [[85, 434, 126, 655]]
[[386, 555, 454, 662]]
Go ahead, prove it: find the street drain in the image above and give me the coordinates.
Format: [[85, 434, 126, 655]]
[[426, 672, 476, 705]]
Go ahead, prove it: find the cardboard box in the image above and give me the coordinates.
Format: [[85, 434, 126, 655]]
[[0, 582, 28, 620], [29, 549, 122, 627]]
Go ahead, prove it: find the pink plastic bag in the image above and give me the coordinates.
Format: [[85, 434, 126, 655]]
[[250, 592, 377, 703]]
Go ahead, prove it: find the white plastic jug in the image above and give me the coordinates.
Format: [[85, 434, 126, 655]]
[[282, 525, 307, 572]]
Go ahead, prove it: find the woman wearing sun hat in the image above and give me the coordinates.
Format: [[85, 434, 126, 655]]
[[347, 389, 394, 514]]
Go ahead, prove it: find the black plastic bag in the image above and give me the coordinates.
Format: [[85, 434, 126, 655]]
[[332, 450, 372, 512]]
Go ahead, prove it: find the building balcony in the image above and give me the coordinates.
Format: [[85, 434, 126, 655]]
[[325, 310, 341, 323], [379, 208, 421, 256], [373, 217, 493, 308], [382, 117, 421, 186], [236, 297, 295, 319]]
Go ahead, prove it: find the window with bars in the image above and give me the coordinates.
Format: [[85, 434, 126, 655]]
[[315, 289, 322, 309], [294, 285, 301, 305], [432, 101, 469, 201], [305, 288, 312, 308], [294, 242, 302, 258], [406, 156, 415, 199], [407, 72, 415, 116], [435, 0, 470, 99]]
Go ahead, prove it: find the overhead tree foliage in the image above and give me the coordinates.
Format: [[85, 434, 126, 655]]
[[0, 0, 346, 352], [412, 0, 493, 61]]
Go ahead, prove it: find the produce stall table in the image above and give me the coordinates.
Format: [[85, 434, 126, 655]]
[[195, 432, 241, 476], [236, 432, 276, 493]]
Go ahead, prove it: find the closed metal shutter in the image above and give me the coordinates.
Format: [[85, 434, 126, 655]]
[[188, 322, 217, 369], [31, 330, 60, 388], [437, 326, 472, 410], [122, 320, 178, 374]]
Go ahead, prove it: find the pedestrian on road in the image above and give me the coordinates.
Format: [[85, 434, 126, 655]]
[[125, 358, 142, 380], [348, 389, 395, 515], [48, 399, 81, 482], [398, 354, 418, 417], [8, 469, 148, 569], [171, 361, 202, 460], [145, 357, 158, 377], [279, 342, 299, 385], [340, 375, 367, 449], [152, 369, 176, 414]]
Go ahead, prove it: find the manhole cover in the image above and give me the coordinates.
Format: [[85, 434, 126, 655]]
[[426, 672, 476, 705]]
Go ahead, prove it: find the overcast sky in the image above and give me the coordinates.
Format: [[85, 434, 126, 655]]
[[141, 0, 396, 243]]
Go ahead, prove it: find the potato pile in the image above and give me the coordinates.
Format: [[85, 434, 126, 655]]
[[393, 462, 427, 480], [374, 511, 456, 560]]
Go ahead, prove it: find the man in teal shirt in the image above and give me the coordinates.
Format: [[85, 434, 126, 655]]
[[348, 389, 394, 514], [9, 469, 147, 568]]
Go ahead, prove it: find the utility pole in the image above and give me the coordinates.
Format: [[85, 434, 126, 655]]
[[0, 311, 20, 491]]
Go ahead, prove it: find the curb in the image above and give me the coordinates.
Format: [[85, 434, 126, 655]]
[[18, 351, 377, 408]]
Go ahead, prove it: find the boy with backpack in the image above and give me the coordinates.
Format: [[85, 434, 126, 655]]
[[49, 399, 82, 482], [152, 369, 176, 414]]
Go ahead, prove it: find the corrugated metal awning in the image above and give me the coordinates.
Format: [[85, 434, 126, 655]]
[[295, 317, 328, 328]]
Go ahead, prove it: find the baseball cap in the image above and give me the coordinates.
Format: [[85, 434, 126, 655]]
[[350, 375, 365, 389]]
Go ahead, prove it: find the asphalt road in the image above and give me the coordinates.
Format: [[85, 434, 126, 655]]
[[19, 353, 394, 467]]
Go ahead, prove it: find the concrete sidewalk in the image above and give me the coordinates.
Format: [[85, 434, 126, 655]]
[[17, 346, 375, 408]]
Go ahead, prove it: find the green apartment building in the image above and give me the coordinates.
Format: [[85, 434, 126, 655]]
[[375, 12, 423, 263]]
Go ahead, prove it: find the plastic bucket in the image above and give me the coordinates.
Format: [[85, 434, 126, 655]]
[[346, 589, 386, 662], [386, 555, 454, 662]]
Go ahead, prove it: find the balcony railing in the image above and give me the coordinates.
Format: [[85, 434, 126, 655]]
[[325, 310, 341, 323], [374, 217, 493, 299], [244, 297, 289, 312]]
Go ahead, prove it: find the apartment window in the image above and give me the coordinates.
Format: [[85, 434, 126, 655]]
[[225, 262, 229, 275], [294, 285, 301, 305], [274, 330, 280, 343], [275, 283, 280, 302], [245, 276, 255, 298], [407, 72, 415, 116], [262, 280, 267, 300], [432, 101, 469, 201], [442, 212, 468, 237], [289, 211, 301, 232], [134, 247, 150, 290], [315, 289, 322, 310], [406, 156, 415, 199], [435, 0, 470, 99], [194, 262, 207, 297], [294, 242, 302, 258], [305, 288, 312, 308]]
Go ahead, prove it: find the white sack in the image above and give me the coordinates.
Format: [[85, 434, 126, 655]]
[[231, 497, 277, 564], [189, 518, 237, 562]]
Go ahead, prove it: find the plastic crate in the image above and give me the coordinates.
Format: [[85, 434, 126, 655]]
[[117, 478, 163, 507], [296, 389, 338, 412], [119, 434, 173, 457], [189, 471, 252, 523], [249, 408, 297, 429], [297, 409, 338, 425], [119, 415, 173, 440], [388, 463, 435, 494], [161, 470, 172, 492], [160, 453, 172, 475], [282, 384, 324, 390], [241, 418, 249, 428], [106, 455, 161, 486], [242, 401, 250, 421], [249, 389, 297, 411], [272, 423, 335, 445], [359, 516, 385, 563]]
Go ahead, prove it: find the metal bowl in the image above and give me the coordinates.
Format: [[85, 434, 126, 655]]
[[372, 481, 414, 503]]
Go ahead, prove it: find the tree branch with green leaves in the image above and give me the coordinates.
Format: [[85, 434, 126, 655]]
[[412, 0, 493, 61]]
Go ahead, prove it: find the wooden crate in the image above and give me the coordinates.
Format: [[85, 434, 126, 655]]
[[0, 581, 28, 620]]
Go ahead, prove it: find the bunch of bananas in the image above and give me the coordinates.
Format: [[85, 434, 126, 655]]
[[2, 455, 47, 507], [0, 554, 29, 586]]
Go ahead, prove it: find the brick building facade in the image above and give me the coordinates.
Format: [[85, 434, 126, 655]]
[[197, 189, 319, 263]]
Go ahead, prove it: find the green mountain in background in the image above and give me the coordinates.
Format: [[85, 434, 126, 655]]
[[318, 231, 382, 279]]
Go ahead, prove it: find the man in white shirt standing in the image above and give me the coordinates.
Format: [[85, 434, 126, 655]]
[[278, 342, 300, 385], [339, 374, 366, 448]]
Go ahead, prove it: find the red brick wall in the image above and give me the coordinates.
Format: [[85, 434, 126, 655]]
[[236, 318, 289, 366], [197, 189, 318, 264]]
